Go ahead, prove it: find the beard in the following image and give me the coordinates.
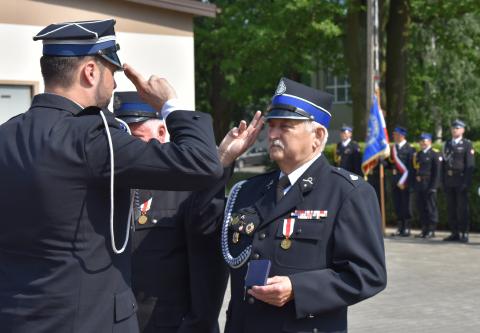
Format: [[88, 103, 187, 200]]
[[95, 66, 112, 109]]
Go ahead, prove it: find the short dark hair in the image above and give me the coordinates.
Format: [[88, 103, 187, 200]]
[[40, 55, 97, 88]]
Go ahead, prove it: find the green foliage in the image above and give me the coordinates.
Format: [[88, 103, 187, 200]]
[[195, 0, 345, 135], [406, 2, 480, 139]]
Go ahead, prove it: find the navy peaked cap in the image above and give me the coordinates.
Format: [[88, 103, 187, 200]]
[[266, 78, 334, 128], [33, 19, 122, 69], [393, 126, 407, 136], [419, 132, 432, 141], [451, 119, 466, 128], [340, 125, 353, 132], [113, 91, 160, 124]]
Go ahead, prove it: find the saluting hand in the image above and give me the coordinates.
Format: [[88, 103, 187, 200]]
[[248, 276, 294, 307], [123, 63, 177, 111], [218, 111, 264, 167]]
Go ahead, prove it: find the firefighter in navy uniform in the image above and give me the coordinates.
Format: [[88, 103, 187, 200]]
[[334, 125, 362, 175], [0, 20, 224, 333], [442, 120, 475, 243], [389, 126, 415, 236], [114, 92, 262, 333], [221, 78, 386, 333], [413, 133, 441, 239]]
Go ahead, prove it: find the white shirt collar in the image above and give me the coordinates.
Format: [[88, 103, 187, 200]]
[[397, 140, 407, 149], [423, 146, 432, 153], [342, 138, 351, 147], [453, 137, 462, 144], [279, 153, 322, 193]]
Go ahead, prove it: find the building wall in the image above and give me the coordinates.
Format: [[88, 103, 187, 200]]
[[0, 0, 197, 119]]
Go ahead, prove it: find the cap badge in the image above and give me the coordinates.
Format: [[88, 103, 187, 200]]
[[275, 79, 287, 95]]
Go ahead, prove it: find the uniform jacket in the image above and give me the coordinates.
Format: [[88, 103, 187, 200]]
[[224, 155, 386, 333], [412, 148, 441, 192], [0, 94, 223, 333], [442, 139, 475, 188], [388, 142, 415, 189], [132, 171, 230, 333], [335, 140, 362, 175]]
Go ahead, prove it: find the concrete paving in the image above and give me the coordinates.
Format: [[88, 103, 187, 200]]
[[218, 229, 480, 333]]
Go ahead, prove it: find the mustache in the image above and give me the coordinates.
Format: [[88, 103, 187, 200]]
[[270, 139, 285, 150]]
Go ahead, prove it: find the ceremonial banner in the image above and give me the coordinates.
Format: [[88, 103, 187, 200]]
[[361, 96, 390, 176]]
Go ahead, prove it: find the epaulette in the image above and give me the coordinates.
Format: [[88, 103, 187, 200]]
[[432, 147, 440, 153], [331, 167, 362, 188]]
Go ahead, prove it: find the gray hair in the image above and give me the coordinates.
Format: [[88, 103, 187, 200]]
[[304, 120, 329, 152]]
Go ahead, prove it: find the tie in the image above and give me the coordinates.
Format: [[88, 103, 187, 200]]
[[276, 175, 290, 202]]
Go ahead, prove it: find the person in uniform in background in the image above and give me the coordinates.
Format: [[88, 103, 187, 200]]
[[0, 19, 224, 333], [114, 92, 263, 333], [389, 126, 415, 236], [221, 78, 386, 333], [413, 133, 441, 239], [334, 125, 362, 175], [442, 120, 475, 243]]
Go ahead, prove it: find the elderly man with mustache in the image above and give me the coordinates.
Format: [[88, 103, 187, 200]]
[[221, 78, 387, 333]]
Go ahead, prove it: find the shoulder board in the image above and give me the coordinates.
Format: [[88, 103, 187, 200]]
[[331, 167, 362, 188], [432, 148, 439, 153]]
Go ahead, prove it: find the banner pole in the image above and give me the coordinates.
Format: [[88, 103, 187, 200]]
[[379, 162, 386, 235]]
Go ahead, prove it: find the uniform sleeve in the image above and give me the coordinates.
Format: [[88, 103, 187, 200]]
[[184, 166, 233, 234], [464, 141, 475, 187], [430, 152, 441, 190], [289, 183, 387, 318], [84, 110, 223, 191], [353, 143, 362, 176]]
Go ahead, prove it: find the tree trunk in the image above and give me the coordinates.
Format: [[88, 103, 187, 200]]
[[386, 0, 410, 130], [345, 0, 367, 141], [209, 62, 234, 144]]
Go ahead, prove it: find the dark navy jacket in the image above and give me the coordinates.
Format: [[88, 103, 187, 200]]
[[132, 171, 229, 333], [0, 94, 222, 333], [224, 155, 387, 333]]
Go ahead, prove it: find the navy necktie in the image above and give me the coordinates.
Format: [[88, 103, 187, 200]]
[[276, 175, 290, 203]]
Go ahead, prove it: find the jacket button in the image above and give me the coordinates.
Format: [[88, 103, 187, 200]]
[[296, 228, 302, 234], [259, 233, 266, 240], [313, 329, 318, 333], [252, 253, 260, 260], [248, 297, 255, 304], [132, 303, 136, 309]]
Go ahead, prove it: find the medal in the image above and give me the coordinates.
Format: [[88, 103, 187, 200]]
[[281, 218, 295, 250], [281, 238, 291, 250], [138, 215, 148, 225], [232, 232, 240, 244], [245, 223, 255, 235], [138, 197, 152, 225]]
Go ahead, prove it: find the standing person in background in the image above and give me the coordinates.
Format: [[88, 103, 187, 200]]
[[334, 125, 362, 175], [442, 120, 475, 243], [0, 19, 224, 333], [114, 91, 263, 333], [413, 133, 441, 239], [389, 126, 415, 237]]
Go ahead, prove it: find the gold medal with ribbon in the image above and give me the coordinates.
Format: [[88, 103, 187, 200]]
[[281, 218, 295, 250]]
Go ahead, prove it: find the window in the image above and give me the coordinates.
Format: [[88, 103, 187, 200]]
[[324, 73, 351, 104], [0, 82, 37, 124]]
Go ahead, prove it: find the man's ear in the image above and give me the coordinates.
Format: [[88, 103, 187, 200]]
[[157, 122, 168, 143], [80, 59, 99, 87], [313, 125, 325, 149]]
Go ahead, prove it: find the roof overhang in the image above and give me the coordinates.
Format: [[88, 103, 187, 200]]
[[124, 0, 217, 18]]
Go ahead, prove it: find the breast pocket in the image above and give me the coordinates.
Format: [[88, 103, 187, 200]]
[[274, 219, 324, 270]]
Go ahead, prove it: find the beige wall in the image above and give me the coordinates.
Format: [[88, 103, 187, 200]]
[[0, 0, 198, 110], [0, 0, 193, 36]]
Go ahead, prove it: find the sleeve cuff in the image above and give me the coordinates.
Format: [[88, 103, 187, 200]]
[[161, 98, 191, 119]]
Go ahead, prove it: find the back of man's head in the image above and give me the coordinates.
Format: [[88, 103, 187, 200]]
[[40, 55, 92, 89]]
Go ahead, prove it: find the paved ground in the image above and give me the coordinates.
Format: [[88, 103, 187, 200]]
[[219, 229, 480, 332]]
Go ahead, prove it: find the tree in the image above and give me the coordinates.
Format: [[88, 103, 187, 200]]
[[195, 0, 344, 142]]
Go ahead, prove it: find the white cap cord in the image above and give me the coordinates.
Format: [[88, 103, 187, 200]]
[[99, 110, 134, 254]]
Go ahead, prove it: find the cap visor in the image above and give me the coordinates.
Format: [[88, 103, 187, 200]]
[[265, 109, 310, 120]]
